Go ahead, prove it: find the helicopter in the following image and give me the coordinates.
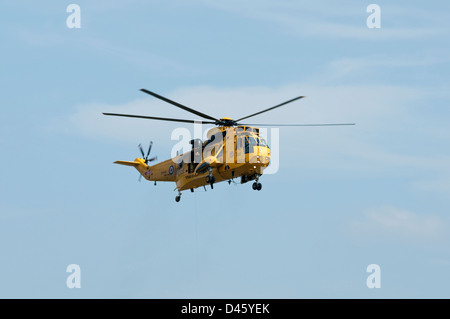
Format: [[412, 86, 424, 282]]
[[103, 89, 354, 202]]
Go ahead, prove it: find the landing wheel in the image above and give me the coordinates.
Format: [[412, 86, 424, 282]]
[[253, 182, 262, 191], [175, 195, 181, 202]]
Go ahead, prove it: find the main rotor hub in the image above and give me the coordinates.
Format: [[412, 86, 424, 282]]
[[217, 117, 236, 127]]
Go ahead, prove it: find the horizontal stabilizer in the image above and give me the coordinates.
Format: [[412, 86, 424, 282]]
[[114, 160, 140, 167]]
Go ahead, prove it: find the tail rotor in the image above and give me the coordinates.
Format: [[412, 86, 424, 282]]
[[137, 141, 157, 182], [138, 141, 158, 165]]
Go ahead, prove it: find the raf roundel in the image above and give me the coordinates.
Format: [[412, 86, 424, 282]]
[[169, 165, 174, 175]]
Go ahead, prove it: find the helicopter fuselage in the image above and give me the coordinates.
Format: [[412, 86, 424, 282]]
[[125, 125, 271, 192]]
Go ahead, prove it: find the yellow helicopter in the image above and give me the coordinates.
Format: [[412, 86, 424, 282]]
[[103, 89, 354, 202]]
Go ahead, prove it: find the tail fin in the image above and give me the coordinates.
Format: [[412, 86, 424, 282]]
[[114, 160, 140, 167], [113, 158, 150, 181]]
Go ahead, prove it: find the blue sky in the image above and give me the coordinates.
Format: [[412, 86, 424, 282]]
[[1, 0, 450, 298]]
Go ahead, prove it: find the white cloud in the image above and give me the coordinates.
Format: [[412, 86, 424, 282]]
[[63, 83, 409, 138], [349, 206, 447, 241], [16, 28, 186, 72], [60, 83, 450, 178], [320, 53, 450, 82], [64, 98, 185, 144], [413, 176, 450, 196], [200, 0, 448, 40]]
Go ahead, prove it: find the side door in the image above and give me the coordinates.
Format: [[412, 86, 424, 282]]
[[236, 136, 246, 164]]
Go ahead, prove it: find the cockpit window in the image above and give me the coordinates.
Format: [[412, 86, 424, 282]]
[[259, 138, 268, 147], [242, 135, 267, 153], [245, 136, 268, 147], [248, 136, 258, 146]]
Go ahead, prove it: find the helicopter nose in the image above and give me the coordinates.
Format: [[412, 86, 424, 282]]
[[261, 155, 270, 164]]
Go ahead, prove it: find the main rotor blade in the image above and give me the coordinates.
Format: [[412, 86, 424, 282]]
[[241, 123, 356, 126], [140, 89, 219, 122], [235, 95, 305, 122], [103, 113, 216, 124]]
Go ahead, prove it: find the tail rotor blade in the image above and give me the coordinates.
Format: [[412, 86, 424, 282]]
[[146, 141, 153, 159], [138, 144, 145, 158]]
